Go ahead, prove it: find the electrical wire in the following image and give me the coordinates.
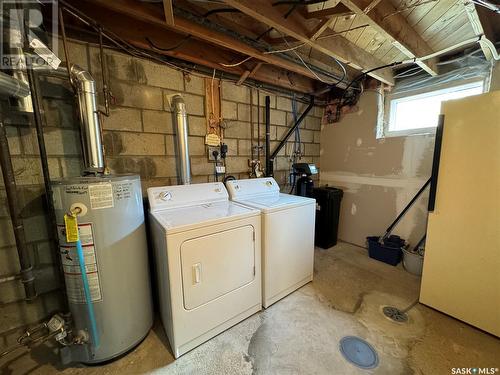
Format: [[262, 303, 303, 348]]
[[203, 8, 242, 17], [263, 43, 306, 54], [281, 36, 339, 85], [394, 66, 423, 79], [273, 0, 328, 5], [470, 0, 500, 13], [335, 60, 403, 121], [58, 0, 332, 102], [146, 35, 192, 51], [219, 56, 253, 67]]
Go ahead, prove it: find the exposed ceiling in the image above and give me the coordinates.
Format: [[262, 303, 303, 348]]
[[63, 0, 500, 95]]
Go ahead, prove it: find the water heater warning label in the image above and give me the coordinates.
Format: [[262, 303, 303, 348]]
[[58, 223, 102, 304], [88, 183, 114, 209]]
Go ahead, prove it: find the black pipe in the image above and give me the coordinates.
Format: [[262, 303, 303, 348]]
[[428, 114, 444, 212], [380, 177, 431, 243], [265, 96, 272, 176], [269, 95, 314, 163], [0, 120, 36, 300]]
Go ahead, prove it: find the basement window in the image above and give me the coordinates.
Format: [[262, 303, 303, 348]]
[[382, 80, 485, 137]]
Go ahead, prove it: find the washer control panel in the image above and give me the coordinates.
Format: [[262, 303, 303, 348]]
[[148, 182, 228, 212], [159, 191, 172, 201]]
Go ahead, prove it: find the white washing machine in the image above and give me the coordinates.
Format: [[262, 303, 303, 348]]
[[148, 182, 262, 358], [226, 177, 315, 308]]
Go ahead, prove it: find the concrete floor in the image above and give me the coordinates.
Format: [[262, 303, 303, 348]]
[[1, 243, 499, 374]]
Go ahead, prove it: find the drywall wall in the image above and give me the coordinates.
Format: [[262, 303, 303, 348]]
[[320, 91, 434, 248], [0, 38, 322, 349]]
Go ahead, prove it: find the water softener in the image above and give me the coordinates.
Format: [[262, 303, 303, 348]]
[[293, 163, 318, 197]]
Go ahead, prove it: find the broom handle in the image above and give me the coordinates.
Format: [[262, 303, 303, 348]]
[[380, 177, 431, 243]]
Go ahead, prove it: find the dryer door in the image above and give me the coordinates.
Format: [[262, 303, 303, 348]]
[[180, 225, 256, 310]]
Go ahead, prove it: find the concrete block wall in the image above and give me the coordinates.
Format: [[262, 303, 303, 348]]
[[0, 91, 74, 348], [0, 38, 323, 347]]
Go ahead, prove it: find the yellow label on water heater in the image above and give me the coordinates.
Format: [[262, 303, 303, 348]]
[[64, 214, 79, 243]]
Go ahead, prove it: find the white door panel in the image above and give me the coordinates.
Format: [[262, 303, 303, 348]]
[[181, 225, 255, 310]]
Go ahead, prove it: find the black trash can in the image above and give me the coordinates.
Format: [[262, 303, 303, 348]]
[[312, 186, 343, 249]]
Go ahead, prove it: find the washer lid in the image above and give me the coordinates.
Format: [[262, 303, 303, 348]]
[[235, 193, 315, 213], [151, 201, 259, 233], [148, 182, 228, 212]]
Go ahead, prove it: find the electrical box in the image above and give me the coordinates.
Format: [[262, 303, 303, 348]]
[[208, 146, 220, 162]]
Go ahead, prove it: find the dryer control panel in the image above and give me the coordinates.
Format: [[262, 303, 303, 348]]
[[148, 182, 228, 212], [226, 177, 280, 200]]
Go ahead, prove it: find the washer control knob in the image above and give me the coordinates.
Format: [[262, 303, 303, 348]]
[[159, 191, 172, 201]]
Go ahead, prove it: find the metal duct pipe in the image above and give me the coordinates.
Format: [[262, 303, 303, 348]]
[[0, 70, 30, 98], [0, 120, 36, 301], [4, 4, 34, 112], [172, 95, 191, 185], [70, 64, 105, 174]]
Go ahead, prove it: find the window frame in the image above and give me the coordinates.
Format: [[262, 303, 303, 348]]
[[379, 78, 487, 139]]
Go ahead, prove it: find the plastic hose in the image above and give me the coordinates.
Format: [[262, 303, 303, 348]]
[[75, 239, 100, 348]]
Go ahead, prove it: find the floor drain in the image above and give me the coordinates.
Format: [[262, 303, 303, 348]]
[[382, 306, 408, 323], [339, 336, 379, 370]]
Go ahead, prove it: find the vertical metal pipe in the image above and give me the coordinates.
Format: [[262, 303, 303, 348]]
[[70, 64, 105, 174], [172, 95, 191, 185], [265, 96, 272, 177], [0, 120, 36, 300], [0, 71, 30, 98]]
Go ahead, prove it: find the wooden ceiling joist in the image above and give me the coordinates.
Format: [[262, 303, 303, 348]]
[[162, 0, 174, 26], [301, 3, 354, 19], [464, 1, 495, 61], [309, 17, 336, 41], [80, 0, 347, 90], [71, 2, 318, 93], [339, 0, 439, 76], [237, 62, 264, 86], [221, 0, 394, 85]]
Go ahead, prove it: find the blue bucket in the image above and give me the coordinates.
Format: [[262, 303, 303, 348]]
[[366, 236, 404, 266]]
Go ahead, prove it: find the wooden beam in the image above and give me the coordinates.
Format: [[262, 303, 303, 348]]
[[464, 1, 494, 61], [235, 62, 264, 86], [362, 0, 382, 14], [162, 0, 174, 26], [222, 0, 394, 85], [302, 4, 354, 19], [340, 0, 438, 75], [309, 17, 336, 41], [236, 70, 251, 85], [70, 2, 320, 93], [80, 0, 339, 85]]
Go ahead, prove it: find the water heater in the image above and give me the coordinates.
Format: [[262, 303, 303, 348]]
[[52, 174, 152, 363]]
